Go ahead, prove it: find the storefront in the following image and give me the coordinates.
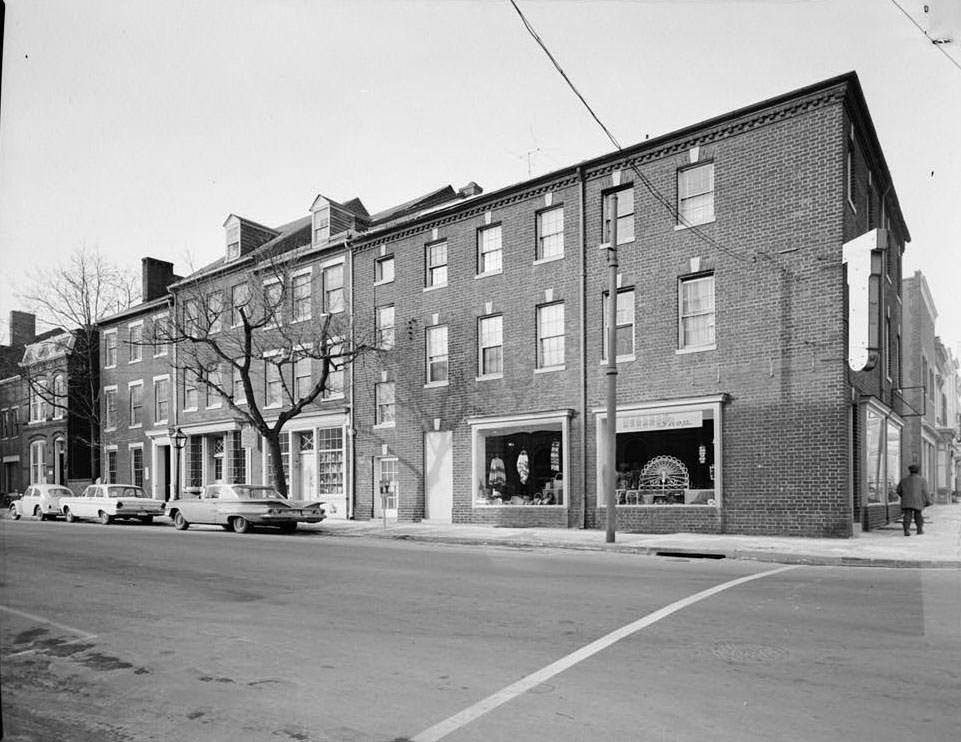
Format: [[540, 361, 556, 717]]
[[471, 410, 570, 508], [860, 398, 904, 529], [594, 395, 724, 508]]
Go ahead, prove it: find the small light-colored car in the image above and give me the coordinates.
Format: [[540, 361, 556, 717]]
[[8, 484, 74, 521], [60, 483, 165, 525], [166, 483, 325, 534]]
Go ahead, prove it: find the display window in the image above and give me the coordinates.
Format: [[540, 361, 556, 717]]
[[472, 414, 568, 506]]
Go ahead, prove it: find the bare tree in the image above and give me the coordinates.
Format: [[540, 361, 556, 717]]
[[166, 247, 373, 498], [17, 247, 140, 480]]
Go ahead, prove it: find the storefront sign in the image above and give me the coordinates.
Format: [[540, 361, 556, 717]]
[[617, 410, 702, 433]]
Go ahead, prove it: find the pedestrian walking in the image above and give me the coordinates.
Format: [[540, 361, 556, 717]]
[[896, 464, 932, 536]]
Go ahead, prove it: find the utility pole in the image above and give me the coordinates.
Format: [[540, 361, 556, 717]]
[[604, 195, 619, 543]]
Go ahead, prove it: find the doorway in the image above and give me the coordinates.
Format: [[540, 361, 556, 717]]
[[424, 431, 452, 522], [373, 457, 398, 519]]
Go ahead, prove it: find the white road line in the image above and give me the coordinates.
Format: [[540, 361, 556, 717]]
[[0, 603, 98, 658], [411, 564, 798, 742]]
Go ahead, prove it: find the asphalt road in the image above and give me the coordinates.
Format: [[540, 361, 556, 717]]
[[1, 518, 959, 742]]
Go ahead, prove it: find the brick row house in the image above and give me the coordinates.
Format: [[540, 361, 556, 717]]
[[12, 71, 954, 538]]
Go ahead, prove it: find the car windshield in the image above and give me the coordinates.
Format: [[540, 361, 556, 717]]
[[105, 486, 149, 499], [48, 487, 73, 497], [232, 485, 286, 500]]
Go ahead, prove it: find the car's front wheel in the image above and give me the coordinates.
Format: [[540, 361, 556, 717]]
[[231, 516, 252, 534], [9, 503, 20, 520], [98, 511, 113, 525], [64, 507, 75, 523], [172, 511, 189, 531]]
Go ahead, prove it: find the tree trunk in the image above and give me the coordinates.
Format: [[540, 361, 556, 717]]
[[265, 431, 288, 498]]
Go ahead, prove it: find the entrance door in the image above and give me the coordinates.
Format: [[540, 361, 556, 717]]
[[155, 445, 171, 501], [373, 457, 398, 519], [54, 439, 66, 485], [425, 431, 452, 522], [297, 431, 316, 500]]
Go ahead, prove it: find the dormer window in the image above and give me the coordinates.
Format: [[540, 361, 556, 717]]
[[225, 218, 241, 261], [313, 206, 330, 244], [227, 241, 240, 260]]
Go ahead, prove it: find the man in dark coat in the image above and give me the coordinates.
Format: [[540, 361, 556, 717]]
[[896, 464, 931, 536]]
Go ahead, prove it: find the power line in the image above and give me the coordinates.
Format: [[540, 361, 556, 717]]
[[889, 0, 961, 73]]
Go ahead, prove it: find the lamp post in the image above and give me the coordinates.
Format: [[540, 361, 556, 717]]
[[171, 427, 187, 501]]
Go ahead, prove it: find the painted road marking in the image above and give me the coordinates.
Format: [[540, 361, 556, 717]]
[[0, 604, 98, 658], [411, 564, 798, 742]]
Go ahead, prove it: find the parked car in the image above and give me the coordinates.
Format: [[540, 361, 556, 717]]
[[60, 484, 165, 525], [166, 483, 325, 534], [8, 484, 73, 521]]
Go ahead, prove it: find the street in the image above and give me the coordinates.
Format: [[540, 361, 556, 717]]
[[1, 519, 959, 742]]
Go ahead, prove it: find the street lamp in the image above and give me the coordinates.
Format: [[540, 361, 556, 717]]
[[171, 427, 187, 501]]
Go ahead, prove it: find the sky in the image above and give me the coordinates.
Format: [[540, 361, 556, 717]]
[[1, 0, 959, 353]]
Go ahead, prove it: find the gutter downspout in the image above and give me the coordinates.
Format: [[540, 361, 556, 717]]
[[577, 165, 588, 529], [345, 233, 356, 520]]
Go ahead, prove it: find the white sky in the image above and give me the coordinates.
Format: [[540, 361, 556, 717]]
[[1, 0, 959, 351]]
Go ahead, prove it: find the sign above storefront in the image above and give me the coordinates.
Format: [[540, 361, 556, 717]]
[[617, 410, 703, 433]]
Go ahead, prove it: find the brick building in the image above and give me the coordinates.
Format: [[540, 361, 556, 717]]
[[349, 71, 909, 537], [0, 312, 36, 495]]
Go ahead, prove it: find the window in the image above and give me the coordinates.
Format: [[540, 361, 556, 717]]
[[231, 283, 250, 327], [30, 382, 44, 422], [183, 372, 199, 410], [375, 255, 395, 284], [426, 325, 448, 384], [602, 289, 635, 360], [677, 163, 715, 226], [376, 305, 395, 350], [603, 186, 634, 245], [30, 440, 46, 484], [375, 381, 395, 425], [226, 240, 240, 261], [679, 274, 716, 349], [536, 206, 564, 260], [129, 382, 143, 427], [128, 323, 143, 362], [317, 427, 344, 496], [292, 272, 312, 321], [426, 241, 447, 288], [186, 437, 203, 488], [233, 365, 246, 405], [130, 446, 144, 488], [323, 264, 344, 314], [213, 436, 225, 481], [104, 387, 117, 430], [229, 430, 246, 484], [208, 291, 225, 334], [266, 361, 282, 407], [295, 355, 312, 399], [106, 449, 118, 484], [324, 339, 345, 399], [478, 224, 503, 275], [52, 375, 66, 419], [474, 417, 566, 506], [153, 314, 169, 356], [205, 366, 222, 408], [537, 302, 565, 369], [313, 206, 330, 243], [184, 298, 201, 336], [264, 281, 283, 325], [152, 377, 169, 423], [478, 315, 503, 376], [104, 331, 118, 368]]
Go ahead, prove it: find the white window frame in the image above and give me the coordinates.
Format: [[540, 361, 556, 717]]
[[153, 375, 170, 424], [128, 380, 144, 428], [30, 440, 46, 484], [376, 305, 395, 350], [264, 351, 283, 409], [323, 338, 345, 400], [374, 255, 395, 285], [52, 374, 66, 419], [128, 320, 144, 363], [232, 364, 247, 406], [104, 330, 118, 369], [536, 302, 565, 371], [294, 354, 312, 400], [29, 381, 45, 422], [183, 371, 199, 412], [374, 381, 396, 428], [677, 162, 716, 228], [425, 325, 449, 387], [535, 206, 564, 262], [205, 365, 223, 409], [604, 186, 634, 245], [153, 312, 169, 357], [129, 443, 145, 488], [477, 314, 503, 379], [104, 445, 118, 485], [602, 288, 636, 362], [263, 278, 283, 327], [231, 283, 251, 328], [208, 290, 225, 334], [677, 274, 716, 352], [313, 205, 331, 244], [103, 385, 118, 431], [425, 240, 448, 289], [477, 224, 503, 277], [322, 262, 345, 315], [291, 268, 312, 322]]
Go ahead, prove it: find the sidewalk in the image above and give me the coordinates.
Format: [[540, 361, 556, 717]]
[[318, 504, 961, 568]]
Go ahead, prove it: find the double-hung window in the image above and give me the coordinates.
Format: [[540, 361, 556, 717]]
[[184, 298, 201, 337], [679, 274, 716, 350], [677, 163, 715, 226], [264, 280, 283, 325], [323, 264, 344, 314], [602, 289, 635, 360], [183, 373, 199, 411], [426, 241, 447, 288], [52, 375, 66, 419], [536, 206, 564, 261], [426, 325, 449, 385], [536, 302, 565, 369], [205, 366, 222, 408], [375, 382, 395, 426], [603, 186, 634, 245], [30, 383, 44, 422], [104, 387, 118, 430], [375, 255, 395, 284], [478, 225, 502, 275], [208, 291, 225, 334], [231, 283, 250, 327], [130, 446, 144, 487], [265, 360, 282, 407], [153, 377, 169, 423], [128, 323, 143, 363], [295, 355, 312, 399], [104, 331, 118, 368], [324, 339, 345, 399], [232, 364, 246, 405], [292, 272, 312, 321], [376, 305, 395, 350], [128, 382, 143, 427], [153, 314, 169, 356], [478, 315, 503, 376]]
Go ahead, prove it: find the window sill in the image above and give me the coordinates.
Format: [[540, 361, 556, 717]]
[[153, 352, 168, 358], [373, 422, 396, 430], [535, 365, 565, 374], [264, 403, 281, 410], [182, 407, 198, 413], [476, 373, 503, 382], [205, 405, 222, 411], [104, 364, 117, 370], [424, 381, 449, 389], [474, 270, 503, 280], [291, 316, 311, 324], [474, 502, 567, 509], [676, 345, 716, 355], [321, 393, 346, 401], [674, 217, 716, 231], [373, 279, 394, 288], [423, 284, 447, 293], [129, 424, 143, 430], [599, 355, 636, 365], [534, 254, 564, 266]]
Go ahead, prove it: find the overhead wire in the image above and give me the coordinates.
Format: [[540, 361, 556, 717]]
[[889, 0, 961, 73]]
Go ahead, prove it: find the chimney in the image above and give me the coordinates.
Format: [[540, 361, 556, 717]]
[[141, 258, 177, 302], [9, 311, 36, 347], [458, 182, 483, 198]]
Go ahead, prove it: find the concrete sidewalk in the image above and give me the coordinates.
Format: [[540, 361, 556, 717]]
[[318, 503, 961, 568]]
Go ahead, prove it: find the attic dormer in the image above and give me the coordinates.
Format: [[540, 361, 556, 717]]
[[223, 214, 280, 261], [310, 194, 370, 247]]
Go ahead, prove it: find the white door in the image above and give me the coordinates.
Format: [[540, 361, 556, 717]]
[[374, 457, 398, 519], [297, 431, 316, 500], [424, 431, 453, 522]]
